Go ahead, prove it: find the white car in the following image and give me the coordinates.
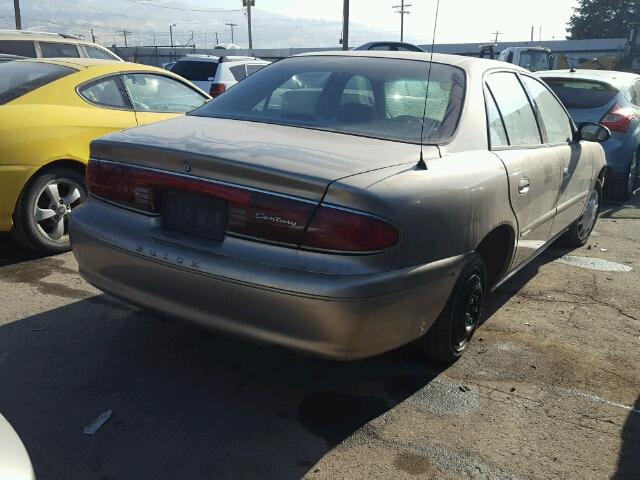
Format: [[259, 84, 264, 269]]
[[170, 55, 270, 97]]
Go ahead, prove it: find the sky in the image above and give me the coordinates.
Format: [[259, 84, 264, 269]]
[[202, 0, 579, 44], [0, 0, 580, 47]]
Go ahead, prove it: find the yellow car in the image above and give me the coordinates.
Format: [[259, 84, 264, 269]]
[[0, 58, 210, 253]]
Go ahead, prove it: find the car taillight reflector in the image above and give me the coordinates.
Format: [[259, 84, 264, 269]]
[[86, 159, 315, 245], [301, 205, 399, 253], [210, 83, 226, 97], [600, 104, 637, 133]]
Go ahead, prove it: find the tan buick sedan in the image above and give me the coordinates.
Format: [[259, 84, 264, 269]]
[[70, 52, 608, 362]]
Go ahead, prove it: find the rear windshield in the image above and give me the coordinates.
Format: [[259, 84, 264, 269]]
[[0, 40, 36, 57], [191, 56, 466, 144], [0, 61, 75, 104], [543, 78, 619, 109], [171, 61, 218, 81]]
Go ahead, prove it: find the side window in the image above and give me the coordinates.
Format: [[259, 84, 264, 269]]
[[521, 75, 573, 144], [39, 42, 80, 58], [78, 77, 129, 109], [122, 73, 208, 112], [229, 64, 247, 81], [85, 46, 118, 61], [485, 89, 509, 147], [486, 72, 542, 146], [0, 40, 36, 57], [340, 75, 374, 107], [246, 64, 265, 76]]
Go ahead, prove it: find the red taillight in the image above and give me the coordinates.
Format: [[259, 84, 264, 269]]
[[209, 83, 226, 97], [86, 160, 399, 253], [86, 159, 315, 245], [301, 205, 399, 253], [600, 104, 637, 133]]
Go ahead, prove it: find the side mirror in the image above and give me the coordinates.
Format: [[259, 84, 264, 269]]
[[579, 123, 611, 143]]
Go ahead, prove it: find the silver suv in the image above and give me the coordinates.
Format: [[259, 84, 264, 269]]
[[170, 55, 270, 97], [0, 30, 122, 61]]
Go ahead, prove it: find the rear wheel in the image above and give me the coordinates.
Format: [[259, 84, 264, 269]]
[[606, 153, 637, 201], [561, 181, 600, 248], [11, 167, 86, 254], [422, 253, 486, 363]]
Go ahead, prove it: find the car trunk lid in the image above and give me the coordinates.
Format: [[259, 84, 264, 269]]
[[90, 115, 426, 201]]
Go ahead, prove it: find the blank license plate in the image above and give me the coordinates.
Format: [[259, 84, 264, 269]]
[[163, 190, 228, 241]]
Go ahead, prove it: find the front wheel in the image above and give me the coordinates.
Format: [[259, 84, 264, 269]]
[[422, 253, 487, 363], [11, 167, 86, 254], [561, 181, 600, 248]]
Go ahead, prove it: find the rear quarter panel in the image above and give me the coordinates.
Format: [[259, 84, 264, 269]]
[[323, 150, 517, 269]]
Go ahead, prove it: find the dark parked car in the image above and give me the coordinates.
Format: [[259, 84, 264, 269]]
[[71, 52, 608, 362], [540, 70, 640, 200], [353, 41, 425, 52]]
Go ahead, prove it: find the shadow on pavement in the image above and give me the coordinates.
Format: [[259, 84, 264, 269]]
[[0, 233, 47, 267], [614, 396, 640, 479], [0, 295, 444, 480]]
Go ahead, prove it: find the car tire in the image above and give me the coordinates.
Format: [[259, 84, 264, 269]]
[[422, 253, 487, 363], [606, 153, 637, 201], [11, 166, 86, 254], [561, 180, 601, 248]]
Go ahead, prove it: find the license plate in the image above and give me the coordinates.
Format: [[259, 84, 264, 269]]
[[163, 190, 228, 241]]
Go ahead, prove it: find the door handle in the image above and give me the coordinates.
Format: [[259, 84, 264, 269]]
[[518, 177, 530, 195]]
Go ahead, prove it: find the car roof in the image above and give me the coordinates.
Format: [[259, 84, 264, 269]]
[[294, 50, 527, 73], [538, 69, 640, 88], [12, 57, 178, 73], [175, 55, 268, 64]]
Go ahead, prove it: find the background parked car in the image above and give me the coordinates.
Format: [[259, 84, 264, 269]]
[[0, 58, 210, 254], [0, 30, 122, 61], [540, 69, 640, 200], [0, 413, 34, 480], [353, 41, 425, 52], [71, 52, 607, 363], [170, 55, 270, 97]]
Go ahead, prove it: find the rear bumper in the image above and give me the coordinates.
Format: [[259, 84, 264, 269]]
[[602, 134, 637, 175], [70, 202, 464, 360]]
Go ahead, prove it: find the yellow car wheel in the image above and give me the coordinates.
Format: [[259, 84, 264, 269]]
[[11, 167, 86, 254]]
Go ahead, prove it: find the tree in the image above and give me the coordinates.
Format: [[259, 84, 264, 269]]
[[567, 0, 639, 39]]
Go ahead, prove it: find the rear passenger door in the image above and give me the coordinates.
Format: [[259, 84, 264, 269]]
[[519, 74, 587, 236], [485, 71, 562, 269]]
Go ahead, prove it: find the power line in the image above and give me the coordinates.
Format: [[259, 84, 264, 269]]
[[123, 0, 242, 13]]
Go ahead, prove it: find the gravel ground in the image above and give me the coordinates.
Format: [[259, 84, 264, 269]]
[[0, 196, 638, 479]]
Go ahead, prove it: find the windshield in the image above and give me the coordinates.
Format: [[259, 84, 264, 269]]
[[171, 60, 218, 81], [542, 78, 619, 109], [0, 61, 75, 104], [518, 50, 552, 71], [191, 56, 466, 144]]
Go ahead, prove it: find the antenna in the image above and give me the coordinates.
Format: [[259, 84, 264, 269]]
[[418, 0, 441, 168]]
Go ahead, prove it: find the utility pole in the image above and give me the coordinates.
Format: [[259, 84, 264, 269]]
[[13, 0, 21, 30], [120, 29, 132, 47], [91, 28, 96, 43], [226, 22, 238, 44], [169, 23, 176, 48], [215, 31, 219, 45], [530, 25, 534, 43], [491, 30, 502, 44], [392, 1, 411, 42], [341, 0, 349, 50], [243, 0, 254, 50]]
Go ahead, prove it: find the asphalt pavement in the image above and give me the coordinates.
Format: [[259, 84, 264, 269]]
[[0, 196, 638, 479]]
